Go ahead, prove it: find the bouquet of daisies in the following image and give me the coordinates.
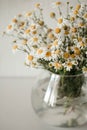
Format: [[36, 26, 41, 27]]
[[5, 1, 87, 97]]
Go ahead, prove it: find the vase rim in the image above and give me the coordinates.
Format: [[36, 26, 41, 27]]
[[50, 72, 87, 77]]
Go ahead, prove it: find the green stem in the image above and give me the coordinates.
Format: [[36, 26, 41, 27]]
[[58, 6, 62, 16], [67, 2, 70, 19], [18, 48, 29, 54], [58, 74, 84, 98]]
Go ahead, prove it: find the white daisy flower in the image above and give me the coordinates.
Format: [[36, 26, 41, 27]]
[[12, 44, 18, 54], [82, 67, 87, 74], [52, 1, 62, 9], [43, 51, 52, 61], [63, 61, 73, 71], [53, 62, 63, 71], [6, 24, 14, 34]]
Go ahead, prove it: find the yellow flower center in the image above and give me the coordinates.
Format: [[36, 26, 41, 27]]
[[37, 49, 43, 54], [48, 33, 54, 39], [7, 25, 12, 30], [67, 62, 73, 67], [55, 28, 61, 34], [63, 52, 70, 59], [45, 51, 51, 57], [25, 29, 30, 34], [78, 37, 82, 42], [33, 37, 38, 42], [76, 4, 81, 10], [47, 44, 52, 49], [32, 30, 37, 35], [22, 39, 27, 45], [58, 18, 63, 24], [70, 17, 75, 21], [47, 29, 52, 33], [30, 25, 36, 30], [64, 31, 69, 35], [83, 67, 87, 72], [50, 12, 55, 18], [71, 28, 77, 33], [38, 20, 44, 26], [12, 45, 18, 50], [53, 39, 58, 46], [74, 47, 80, 55], [78, 22, 84, 27], [83, 13, 87, 18], [55, 2, 61, 5], [79, 42, 85, 47], [12, 19, 18, 23], [25, 12, 32, 17], [70, 54, 76, 58], [20, 22, 25, 28], [73, 10, 78, 15], [53, 62, 62, 69], [72, 35, 75, 39], [49, 63, 53, 67], [35, 3, 40, 8], [54, 50, 60, 54], [28, 55, 33, 61], [18, 14, 22, 17]]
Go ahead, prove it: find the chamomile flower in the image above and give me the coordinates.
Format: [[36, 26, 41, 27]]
[[25, 11, 33, 17], [42, 51, 52, 61], [52, 1, 62, 9], [36, 48, 45, 59], [82, 67, 87, 73], [12, 44, 18, 53], [64, 61, 73, 71], [50, 12, 56, 19], [12, 18, 18, 25], [25, 54, 37, 67], [49, 62, 54, 68], [83, 13, 87, 19], [57, 17, 66, 28], [22, 39, 28, 45], [51, 39, 59, 49], [53, 62, 62, 70], [7, 24, 13, 34]]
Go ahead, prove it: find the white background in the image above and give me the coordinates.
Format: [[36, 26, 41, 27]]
[[0, 0, 86, 77]]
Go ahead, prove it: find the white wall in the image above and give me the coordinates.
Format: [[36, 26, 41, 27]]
[[0, 0, 86, 77]]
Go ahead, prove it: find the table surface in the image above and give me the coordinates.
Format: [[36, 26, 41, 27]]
[[0, 77, 87, 130]]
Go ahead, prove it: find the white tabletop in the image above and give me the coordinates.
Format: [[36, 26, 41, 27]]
[[0, 77, 87, 130]]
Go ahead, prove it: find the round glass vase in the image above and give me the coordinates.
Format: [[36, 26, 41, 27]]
[[31, 72, 87, 127]]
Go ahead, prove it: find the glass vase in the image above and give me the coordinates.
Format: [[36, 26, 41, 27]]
[[31, 72, 87, 127]]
